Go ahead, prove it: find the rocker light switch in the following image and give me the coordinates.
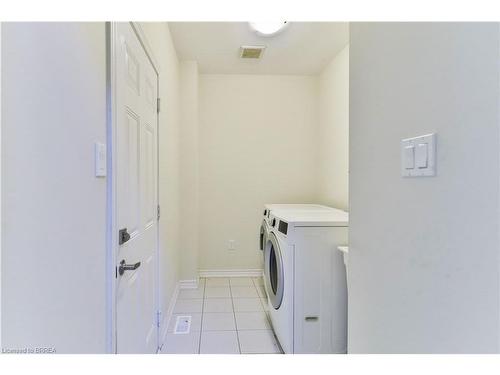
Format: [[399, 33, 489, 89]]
[[404, 145, 415, 169], [415, 143, 428, 169]]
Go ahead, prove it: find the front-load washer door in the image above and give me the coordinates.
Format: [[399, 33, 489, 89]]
[[264, 232, 284, 309]]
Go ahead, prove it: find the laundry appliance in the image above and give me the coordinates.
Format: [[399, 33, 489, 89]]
[[259, 204, 337, 254], [263, 209, 348, 354], [258, 204, 340, 290]]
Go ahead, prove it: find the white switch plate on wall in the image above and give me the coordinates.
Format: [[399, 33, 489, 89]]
[[401, 133, 436, 177], [94, 142, 107, 177]]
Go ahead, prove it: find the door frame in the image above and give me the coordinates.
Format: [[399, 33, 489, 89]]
[[0, 22, 3, 350], [106, 22, 161, 354]]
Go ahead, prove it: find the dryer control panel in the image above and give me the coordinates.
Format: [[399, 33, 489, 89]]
[[278, 220, 288, 235]]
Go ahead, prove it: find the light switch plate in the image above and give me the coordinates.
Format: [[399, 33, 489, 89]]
[[95, 142, 107, 177], [401, 133, 436, 177]]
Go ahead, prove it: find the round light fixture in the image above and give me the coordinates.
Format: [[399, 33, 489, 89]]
[[249, 21, 289, 36]]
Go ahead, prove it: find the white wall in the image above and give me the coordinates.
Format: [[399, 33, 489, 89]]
[[317, 45, 349, 210], [0, 22, 3, 349], [198, 74, 318, 271], [349, 23, 500, 353], [179, 61, 199, 281], [0, 22, 183, 353], [138, 22, 182, 343], [1, 23, 108, 353]]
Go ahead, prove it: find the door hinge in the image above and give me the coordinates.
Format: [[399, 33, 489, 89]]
[[157, 205, 161, 221], [157, 98, 161, 113], [156, 311, 162, 328]]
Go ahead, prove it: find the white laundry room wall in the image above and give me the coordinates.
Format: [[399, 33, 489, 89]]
[[317, 44, 349, 210], [1, 22, 184, 353], [198, 74, 319, 272], [178, 60, 200, 283], [1, 22, 108, 353], [349, 22, 500, 353]]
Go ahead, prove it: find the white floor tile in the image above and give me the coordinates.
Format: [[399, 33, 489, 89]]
[[162, 332, 200, 354], [205, 277, 229, 287], [229, 277, 254, 286], [252, 277, 264, 286], [233, 298, 264, 312], [260, 298, 269, 312], [256, 285, 267, 298], [173, 299, 203, 313], [200, 331, 240, 354], [235, 312, 271, 330], [204, 298, 233, 313], [205, 286, 231, 298], [178, 288, 204, 299], [238, 330, 281, 354], [202, 312, 236, 331], [168, 313, 202, 333], [231, 286, 259, 298]]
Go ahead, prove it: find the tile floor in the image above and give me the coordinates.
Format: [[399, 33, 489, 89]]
[[161, 277, 282, 354]]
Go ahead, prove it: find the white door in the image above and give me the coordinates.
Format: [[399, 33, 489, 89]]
[[114, 22, 159, 354]]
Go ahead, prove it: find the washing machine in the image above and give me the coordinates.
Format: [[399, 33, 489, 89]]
[[259, 204, 338, 253], [258, 204, 341, 289], [263, 209, 348, 354]]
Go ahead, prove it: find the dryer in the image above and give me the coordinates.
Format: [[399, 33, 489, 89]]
[[258, 204, 343, 292], [259, 204, 337, 253], [263, 209, 348, 354]]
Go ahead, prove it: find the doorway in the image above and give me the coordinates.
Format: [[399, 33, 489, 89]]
[[108, 22, 160, 354]]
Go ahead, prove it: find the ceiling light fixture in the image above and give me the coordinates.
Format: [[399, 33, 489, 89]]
[[249, 21, 289, 36]]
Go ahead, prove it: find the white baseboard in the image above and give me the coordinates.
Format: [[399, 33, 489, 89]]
[[159, 281, 180, 351], [198, 269, 264, 278], [178, 279, 199, 289]]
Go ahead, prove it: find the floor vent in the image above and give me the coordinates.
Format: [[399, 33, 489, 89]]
[[173, 315, 191, 334]]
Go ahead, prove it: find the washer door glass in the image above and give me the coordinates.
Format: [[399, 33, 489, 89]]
[[264, 232, 284, 309]]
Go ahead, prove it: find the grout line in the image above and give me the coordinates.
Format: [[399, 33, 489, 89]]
[[251, 277, 258, 290], [254, 277, 283, 354], [255, 278, 276, 343], [229, 278, 242, 354], [253, 277, 270, 320], [197, 278, 206, 354]]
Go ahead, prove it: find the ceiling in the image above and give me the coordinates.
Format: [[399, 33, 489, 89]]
[[168, 22, 349, 75]]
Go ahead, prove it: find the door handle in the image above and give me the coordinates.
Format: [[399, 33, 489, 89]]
[[119, 228, 131, 245], [118, 259, 141, 276]]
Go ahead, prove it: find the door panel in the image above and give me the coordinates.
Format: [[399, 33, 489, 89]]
[[124, 108, 140, 235], [115, 22, 159, 354], [143, 123, 156, 227]]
